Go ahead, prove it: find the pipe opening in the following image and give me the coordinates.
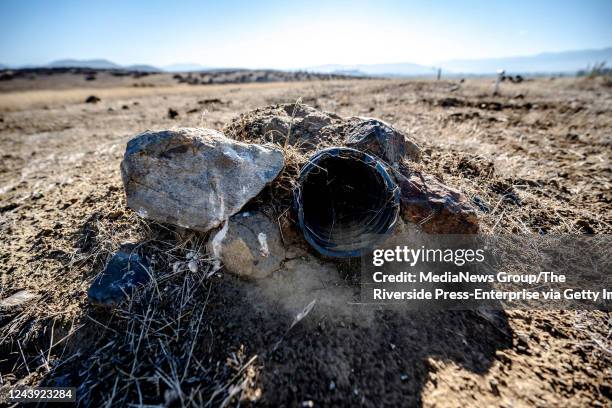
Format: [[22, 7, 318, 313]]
[[295, 148, 400, 258]]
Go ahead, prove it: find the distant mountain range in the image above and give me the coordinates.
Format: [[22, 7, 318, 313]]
[[440, 47, 612, 75], [1, 47, 610, 76], [3, 59, 214, 73], [307, 47, 612, 76], [47, 59, 161, 72], [306, 62, 436, 77]]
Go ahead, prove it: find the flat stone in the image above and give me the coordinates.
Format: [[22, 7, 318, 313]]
[[121, 128, 284, 232], [0, 290, 38, 311], [88, 249, 150, 307]]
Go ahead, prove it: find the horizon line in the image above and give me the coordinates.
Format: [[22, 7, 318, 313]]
[[1, 45, 611, 71]]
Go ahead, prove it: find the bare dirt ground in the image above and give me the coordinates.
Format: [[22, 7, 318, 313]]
[[0, 73, 611, 407]]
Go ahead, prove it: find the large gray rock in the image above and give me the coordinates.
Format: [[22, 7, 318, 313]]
[[121, 128, 284, 232], [209, 211, 286, 279]]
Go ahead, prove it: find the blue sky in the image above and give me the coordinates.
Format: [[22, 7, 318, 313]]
[[1, 0, 611, 68]]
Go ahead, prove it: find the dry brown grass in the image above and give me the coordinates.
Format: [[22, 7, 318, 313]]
[[0, 81, 350, 112]]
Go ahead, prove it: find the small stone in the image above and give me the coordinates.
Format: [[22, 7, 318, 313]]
[[0, 290, 38, 311], [516, 345, 530, 355], [517, 333, 529, 346], [85, 95, 101, 104], [489, 378, 500, 395], [87, 248, 150, 307], [167, 108, 178, 119], [209, 211, 286, 279], [121, 128, 284, 233]]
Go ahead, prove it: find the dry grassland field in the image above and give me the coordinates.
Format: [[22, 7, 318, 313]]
[[0, 71, 611, 406]]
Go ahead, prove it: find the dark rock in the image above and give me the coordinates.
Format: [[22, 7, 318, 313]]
[[438, 97, 464, 107], [198, 98, 223, 105], [396, 165, 479, 233], [121, 128, 284, 232], [88, 248, 150, 307], [122, 105, 129, 110], [345, 118, 420, 164], [0, 202, 19, 213], [85, 95, 101, 103], [167, 108, 178, 119]]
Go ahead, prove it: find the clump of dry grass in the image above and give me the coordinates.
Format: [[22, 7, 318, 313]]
[[33, 225, 260, 407], [421, 147, 611, 234]]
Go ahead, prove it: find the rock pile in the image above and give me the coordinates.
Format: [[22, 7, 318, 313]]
[[89, 104, 479, 305], [222, 103, 476, 235]]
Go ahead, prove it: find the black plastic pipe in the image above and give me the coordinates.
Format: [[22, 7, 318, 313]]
[[294, 147, 400, 258]]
